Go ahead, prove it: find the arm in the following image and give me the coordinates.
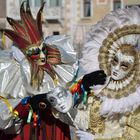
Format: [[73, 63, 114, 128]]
[[0, 98, 22, 134], [46, 70, 107, 130]]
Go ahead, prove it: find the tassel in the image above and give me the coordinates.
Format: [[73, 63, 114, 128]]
[[74, 92, 79, 106], [81, 84, 88, 109], [33, 113, 38, 127], [27, 109, 33, 123], [83, 91, 88, 109]]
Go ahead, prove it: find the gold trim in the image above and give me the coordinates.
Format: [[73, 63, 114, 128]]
[[26, 39, 43, 50], [98, 25, 140, 99], [89, 96, 105, 134]]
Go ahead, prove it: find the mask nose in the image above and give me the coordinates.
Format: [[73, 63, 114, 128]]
[[114, 63, 120, 71], [40, 51, 45, 59]]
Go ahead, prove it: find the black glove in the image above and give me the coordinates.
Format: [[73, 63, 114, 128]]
[[82, 70, 107, 91]]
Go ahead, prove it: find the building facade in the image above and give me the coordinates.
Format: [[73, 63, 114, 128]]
[[0, 0, 140, 48]]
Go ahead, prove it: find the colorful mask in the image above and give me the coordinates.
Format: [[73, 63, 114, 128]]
[[26, 43, 47, 65], [0, 1, 62, 89]]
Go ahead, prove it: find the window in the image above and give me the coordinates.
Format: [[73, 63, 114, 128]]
[[97, 0, 107, 5], [125, 5, 140, 8], [35, 0, 41, 7], [19, 0, 23, 5], [113, 0, 121, 10], [19, 0, 32, 5], [83, 0, 91, 17], [19, 0, 43, 7], [49, 0, 62, 7], [53, 31, 60, 35]]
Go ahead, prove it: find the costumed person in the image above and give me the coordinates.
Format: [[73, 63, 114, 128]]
[[0, 1, 77, 140], [48, 6, 140, 140]]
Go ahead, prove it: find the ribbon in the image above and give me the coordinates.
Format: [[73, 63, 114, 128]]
[[74, 92, 79, 106], [81, 84, 88, 108], [0, 96, 19, 117]]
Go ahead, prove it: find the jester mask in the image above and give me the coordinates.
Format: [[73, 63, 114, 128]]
[[0, 1, 62, 90]]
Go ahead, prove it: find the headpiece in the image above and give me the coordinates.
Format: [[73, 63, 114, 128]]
[[80, 6, 140, 115], [0, 1, 63, 90]]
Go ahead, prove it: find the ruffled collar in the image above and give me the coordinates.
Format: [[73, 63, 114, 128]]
[[93, 83, 140, 116]]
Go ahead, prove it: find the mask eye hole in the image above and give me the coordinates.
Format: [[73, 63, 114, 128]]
[[112, 56, 118, 66], [57, 92, 64, 98], [48, 97, 57, 106], [35, 48, 40, 55], [121, 63, 129, 71], [26, 48, 40, 57]]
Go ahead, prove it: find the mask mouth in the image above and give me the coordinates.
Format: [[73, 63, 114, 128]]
[[113, 71, 118, 76], [41, 58, 46, 63], [36, 58, 46, 65]]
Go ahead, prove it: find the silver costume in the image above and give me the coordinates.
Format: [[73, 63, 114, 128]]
[[0, 35, 77, 132]]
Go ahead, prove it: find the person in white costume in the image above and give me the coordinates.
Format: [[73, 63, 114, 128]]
[[0, 1, 76, 135], [50, 6, 140, 140], [0, 35, 77, 131]]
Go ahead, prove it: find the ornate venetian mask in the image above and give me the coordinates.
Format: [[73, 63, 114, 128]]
[[98, 25, 140, 99], [111, 46, 135, 81], [26, 43, 47, 66]]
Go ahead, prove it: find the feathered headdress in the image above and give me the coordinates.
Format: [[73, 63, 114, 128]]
[[80, 6, 140, 115], [0, 1, 62, 90]]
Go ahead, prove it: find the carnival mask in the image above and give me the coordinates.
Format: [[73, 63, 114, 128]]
[[26, 43, 47, 65], [111, 49, 135, 80], [0, 1, 63, 89], [47, 86, 72, 113]]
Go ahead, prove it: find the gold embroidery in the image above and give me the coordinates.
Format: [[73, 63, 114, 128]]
[[123, 126, 140, 140], [127, 107, 140, 133], [89, 97, 105, 134], [94, 109, 140, 140]]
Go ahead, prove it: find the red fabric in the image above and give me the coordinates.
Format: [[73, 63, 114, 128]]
[[44, 114, 71, 140], [15, 103, 29, 119], [0, 108, 71, 140]]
